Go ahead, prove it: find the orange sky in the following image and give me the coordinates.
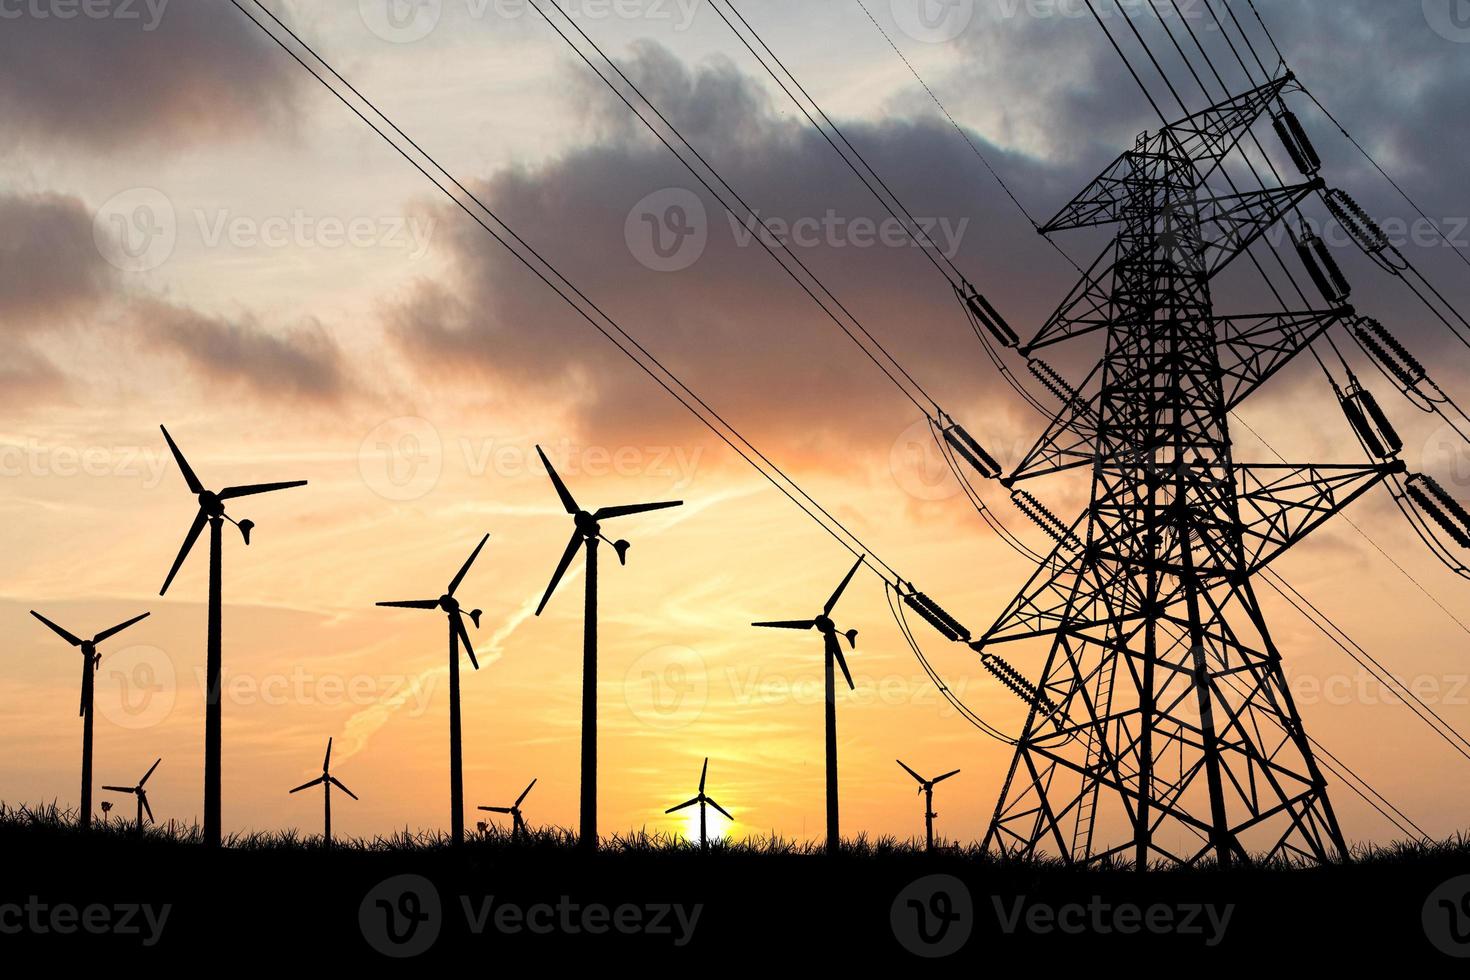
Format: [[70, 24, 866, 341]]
[[3, 1, 1470, 852]]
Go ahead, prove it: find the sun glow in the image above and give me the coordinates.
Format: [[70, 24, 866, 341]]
[[681, 806, 733, 845]]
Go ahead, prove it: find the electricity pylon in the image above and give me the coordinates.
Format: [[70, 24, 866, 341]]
[[974, 75, 1402, 868]]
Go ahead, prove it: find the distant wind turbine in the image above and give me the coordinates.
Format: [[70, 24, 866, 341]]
[[532, 445, 682, 850], [103, 758, 161, 833], [158, 425, 307, 847], [897, 760, 960, 853], [29, 610, 150, 830], [665, 758, 732, 852], [377, 533, 489, 845], [289, 737, 358, 849], [478, 778, 537, 841], [753, 555, 865, 855]]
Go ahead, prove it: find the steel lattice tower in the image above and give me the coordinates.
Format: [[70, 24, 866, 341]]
[[975, 76, 1403, 867]]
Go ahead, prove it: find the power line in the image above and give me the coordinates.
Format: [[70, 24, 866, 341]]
[[230, 0, 905, 584]]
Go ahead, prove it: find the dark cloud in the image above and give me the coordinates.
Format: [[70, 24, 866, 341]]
[[0, 0, 301, 152], [138, 300, 351, 404], [0, 192, 116, 327], [385, 40, 1069, 461]]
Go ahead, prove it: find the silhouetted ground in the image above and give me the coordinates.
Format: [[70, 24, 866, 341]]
[[3, 803, 1468, 965]]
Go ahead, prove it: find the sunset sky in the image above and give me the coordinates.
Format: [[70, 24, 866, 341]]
[[3, 0, 1470, 852]]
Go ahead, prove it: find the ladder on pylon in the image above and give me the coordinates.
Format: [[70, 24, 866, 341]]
[[1071, 653, 1118, 862]]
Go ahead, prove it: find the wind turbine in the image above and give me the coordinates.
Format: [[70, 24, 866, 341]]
[[478, 778, 537, 841], [377, 533, 489, 845], [29, 610, 150, 830], [157, 425, 307, 847], [897, 760, 960, 853], [289, 737, 358, 849], [103, 758, 161, 833], [532, 445, 682, 850], [665, 758, 732, 852], [753, 555, 865, 855]]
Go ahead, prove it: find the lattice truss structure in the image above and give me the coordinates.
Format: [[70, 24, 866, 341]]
[[975, 75, 1403, 868]]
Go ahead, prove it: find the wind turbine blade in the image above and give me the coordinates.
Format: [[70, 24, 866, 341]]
[[454, 614, 479, 670], [328, 776, 359, 801], [30, 611, 83, 647], [141, 793, 154, 823], [479, 806, 513, 813], [101, 786, 133, 793], [140, 758, 162, 786], [933, 769, 961, 783], [536, 445, 580, 514], [447, 533, 490, 596], [824, 555, 866, 616], [708, 798, 733, 821], [93, 612, 151, 645], [699, 757, 708, 794], [897, 759, 925, 785], [160, 425, 203, 495], [218, 480, 308, 500], [665, 798, 700, 814], [592, 500, 683, 521], [323, 737, 333, 773], [80, 656, 89, 716], [517, 778, 538, 806], [832, 645, 855, 691], [160, 509, 208, 596], [376, 599, 440, 610], [535, 531, 582, 616], [751, 620, 816, 631], [289, 777, 324, 794]]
